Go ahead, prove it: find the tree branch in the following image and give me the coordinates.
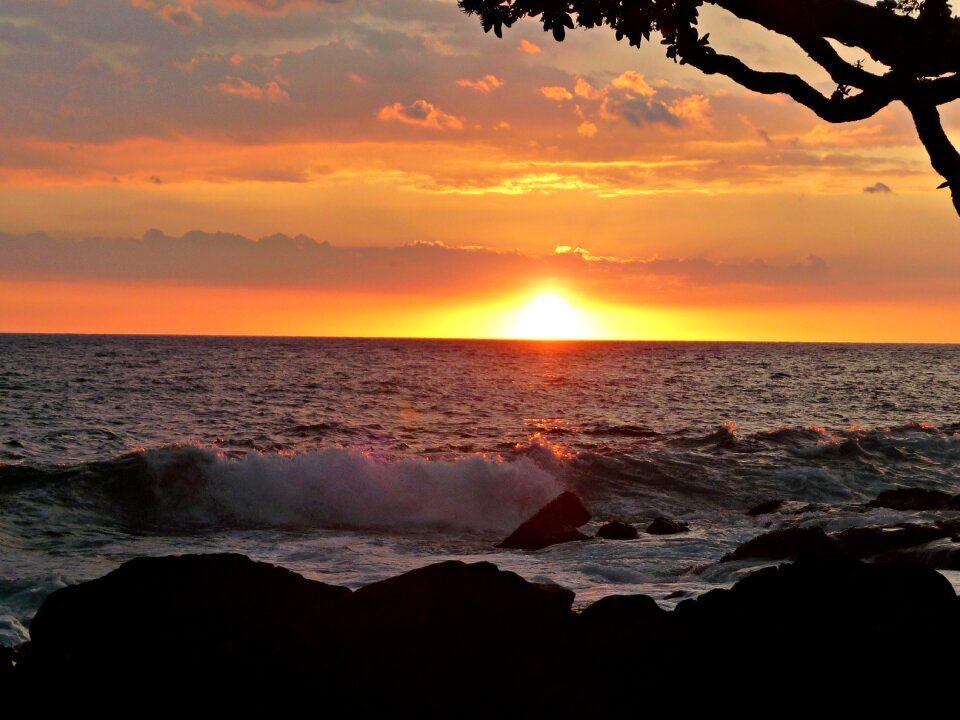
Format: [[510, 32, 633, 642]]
[[712, 0, 960, 77], [683, 48, 897, 123], [790, 35, 884, 91], [904, 98, 960, 214]]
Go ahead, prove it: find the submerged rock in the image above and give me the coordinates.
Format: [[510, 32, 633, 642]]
[[746, 499, 784, 517], [726, 522, 960, 563], [867, 488, 960, 512], [646, 517, 689, 535], [496, 491, 591, 550], [834, 523, 952, 557], [596, 521, 639, 540], [722, 526, 836, 561]]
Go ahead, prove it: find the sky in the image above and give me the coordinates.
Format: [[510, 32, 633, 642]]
[[1, 0, 958, 341]]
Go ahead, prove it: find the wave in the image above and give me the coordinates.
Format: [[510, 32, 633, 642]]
[[0, 446, 564, 533], [2, 422, 958, 534]]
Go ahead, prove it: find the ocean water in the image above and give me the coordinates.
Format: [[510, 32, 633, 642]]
[[2, 334, 959, 645]]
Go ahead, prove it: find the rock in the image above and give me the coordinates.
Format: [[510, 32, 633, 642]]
[[793, 503, 829, 515], [867, 488, 958, 511], [721, 526, 836, 562], [876, 539, 960, 570], [596, 521, 639, 540], [646, 517, 689, 535], [746, 499, 783, 516], [27, 553, 351, 672], [580, 594, 664, 632], [723, 521, 957, 563], [669, 555, 960, 692], [0, 644, 13, 679], [346, 560, 575, 631], [329, 560, 578, 711], [834, 523, 951, 557], [496, 491, 591, 550]]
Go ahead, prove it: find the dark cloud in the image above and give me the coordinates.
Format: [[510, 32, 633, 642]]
[[0, 20, 54, 48], [863, 181, 893, 194], [616, 95, 680, 127], [0, 230, 830, 294]]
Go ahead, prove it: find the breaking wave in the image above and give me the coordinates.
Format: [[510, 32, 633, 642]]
[[0, 446, 565, 533]]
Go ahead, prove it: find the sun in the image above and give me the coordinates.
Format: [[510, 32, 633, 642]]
[[510, 293, 589, 340]]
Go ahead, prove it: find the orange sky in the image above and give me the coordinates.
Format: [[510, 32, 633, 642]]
[[0, 0, 958, 341]]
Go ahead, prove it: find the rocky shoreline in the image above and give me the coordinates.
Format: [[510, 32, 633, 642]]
[[5, 487, 960, 709]]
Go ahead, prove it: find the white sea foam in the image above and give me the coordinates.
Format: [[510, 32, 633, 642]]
[[146, 447, 564, 532]]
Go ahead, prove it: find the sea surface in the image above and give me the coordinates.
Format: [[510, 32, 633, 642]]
[[2, 334, 959, 645]]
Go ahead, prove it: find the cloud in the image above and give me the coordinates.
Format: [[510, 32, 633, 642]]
[[456, 75, 503, 94], [668, 94, 712, 129], [518, 39, 541, 54], [540, 86, 573, 102], [863, 182, 893, 194], [574, 78, 602, 100], [211, 76, 290, 101], [611, 71, 655, 97], [576, 121, 597, 138], [0, 230, 831, 296], [538, 72, 712, 133], [377, 100, 463, 130], [212, 0, 347, 14], [133, 0, 204, 29]]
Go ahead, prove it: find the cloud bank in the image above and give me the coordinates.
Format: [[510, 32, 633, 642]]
[[0, 230, 828, 297]]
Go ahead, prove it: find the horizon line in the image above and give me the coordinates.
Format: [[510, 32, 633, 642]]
[[1, 331, 958, 346]]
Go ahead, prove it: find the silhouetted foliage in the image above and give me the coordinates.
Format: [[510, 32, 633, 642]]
[[460, 0, 960, 217]]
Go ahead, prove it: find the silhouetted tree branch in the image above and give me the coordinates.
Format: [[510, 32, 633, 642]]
[[459, 0, 960, 217]]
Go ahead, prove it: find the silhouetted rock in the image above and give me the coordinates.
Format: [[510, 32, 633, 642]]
[[0, 644, 13, 679], [646, 517, 689, 535], [722, 526, 836, 561], [581, 594, 664, 632], [11, 551, 960, 711], [747, 499, 783, 516], [347, 559, 575, 630], [331, 559, 578, 707], [26, 553, 350, 674], [867, 488, 959, 511], [496, 491, 591, 550], [596, 520, 639, 540]]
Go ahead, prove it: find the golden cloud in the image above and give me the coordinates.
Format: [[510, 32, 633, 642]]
[[211, 77, 290, 102], [457, 75, 504, 94], [540, 86, 573, 102], [377, 100, 464, 130], [611, 71, 656, 97], [518, 39, 542, 54]]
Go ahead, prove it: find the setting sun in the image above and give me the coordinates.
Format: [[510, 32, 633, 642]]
[[510, 293, 589, 340]]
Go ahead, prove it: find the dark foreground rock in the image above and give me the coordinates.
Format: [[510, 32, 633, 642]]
[[645, 517, 689, 535], [10, 553, 960, 711], [496, 491, 591, 550], [26, 553, 351, 672], [596, 520, 639, 540]]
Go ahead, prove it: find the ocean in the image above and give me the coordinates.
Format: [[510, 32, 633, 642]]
[[2, 334, 959, 646]]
